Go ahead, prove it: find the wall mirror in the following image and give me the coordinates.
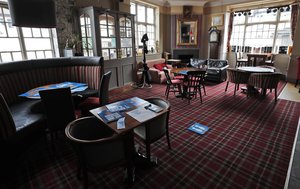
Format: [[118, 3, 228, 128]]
[[177, 19, 198, 45]]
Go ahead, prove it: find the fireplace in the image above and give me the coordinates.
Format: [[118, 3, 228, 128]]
[[173, 48, 200, 63]]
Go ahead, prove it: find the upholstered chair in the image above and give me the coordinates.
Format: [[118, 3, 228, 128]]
[[79, 71, 112, 115], [65, 116, 134, 189], [247, 72, 282, 101], [134, 97, 171, 163], [225, 68, 251, 95]]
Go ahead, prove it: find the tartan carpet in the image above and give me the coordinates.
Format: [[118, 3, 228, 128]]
[[2, 81, 300, 189]]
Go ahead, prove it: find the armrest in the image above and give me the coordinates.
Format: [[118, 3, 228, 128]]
[[219, 65, 229, 71], [148, 68, 161, 83]]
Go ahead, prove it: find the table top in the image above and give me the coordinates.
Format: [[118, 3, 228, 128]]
[[90, 97, 168, 134], [171, 67, 205, 74], [167, 59, 181, 62], [237, 66, 274, 73], [237, 58, 248, 62]]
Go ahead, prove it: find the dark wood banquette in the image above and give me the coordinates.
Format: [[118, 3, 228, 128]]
[[0, 56, 104, 159]]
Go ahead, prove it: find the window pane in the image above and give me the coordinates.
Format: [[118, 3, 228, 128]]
[[248, 9, 276, 23], [147, 8, 154, 24], [107, 15, 115, 25], [0, 38, 21, 51], [22, 28, 32, 37], [121, 38, 132, 48], [45, 51, 53, 58], [6, 23, 18, 37], [102, 49, 109, 60], [36, 51, 45, 59], [32, 28, 41, 37], [99, 14, 107, 25], [12, 52, 22, 61], [41, 29, 50, 37], [24, 38, 51, 50], [101, 38, 116, 48], [280, 7, 291, 21], [130, 3, 136, 15], [27, 52, 36, 59], [1, 52, 12, 62], [0, 22, 6, 37], [137, 5, 145, 22]]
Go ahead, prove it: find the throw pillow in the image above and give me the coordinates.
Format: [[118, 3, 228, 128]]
[[153, 63, 165, 71]]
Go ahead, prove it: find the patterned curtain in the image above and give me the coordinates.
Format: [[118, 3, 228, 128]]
[[227, 12, 234, 52], [291, 4, 299, 42]]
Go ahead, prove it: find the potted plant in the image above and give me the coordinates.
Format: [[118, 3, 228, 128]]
[[64, 35, 83, 57]]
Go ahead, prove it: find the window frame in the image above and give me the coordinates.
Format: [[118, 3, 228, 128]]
[[230, 7, 292, 54], [0, 1, 57, 63], [130, 1, 158, 55]]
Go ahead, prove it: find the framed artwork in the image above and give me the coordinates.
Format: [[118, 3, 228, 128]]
[[211, 14, 223, 26], [183, 6, 192, 18]]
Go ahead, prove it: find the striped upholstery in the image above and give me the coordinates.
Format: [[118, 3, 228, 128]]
[[0, 93, 16, 140], [248, 72, 282, 101], [0, 57, 103, 105], [225, 68, 251, 95]]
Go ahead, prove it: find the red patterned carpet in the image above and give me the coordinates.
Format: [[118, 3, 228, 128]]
[[2, 81, 300, 189]]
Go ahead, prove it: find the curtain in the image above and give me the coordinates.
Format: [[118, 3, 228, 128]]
[[227, 12, 234, 52], [291, 4, 299, 42]]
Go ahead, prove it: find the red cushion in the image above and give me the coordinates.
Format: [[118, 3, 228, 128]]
[[153, 63, 165, 71]]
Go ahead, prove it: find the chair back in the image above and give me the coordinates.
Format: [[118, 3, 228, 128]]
[[163, 68, 172, 85], [186, 70, 206, 88], [65, 116, 128, 170], [99, 71, 112, 106], [226, 68, 250, 84], [144, 97, 171, 143], [39, 87, 76, 132], [0, 93, 16, 140], [248, 72, 282, 89]]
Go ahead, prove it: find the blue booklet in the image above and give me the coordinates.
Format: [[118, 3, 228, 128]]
[[98, 109, 124, 123], [188, 122, 209, 135], [106, 101, 132, 112], [178, 70, 188, 75]]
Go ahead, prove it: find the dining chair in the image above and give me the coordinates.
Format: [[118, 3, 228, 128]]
[[133, 97, 171, 163], [247, 72, 282, 101], [225, 68, 251, 96], [183, 70, 206, 104], [65, 116, 134, 189], [78, 71, 112, 116], [163, 68, 182, 99], [39, 87, 76, 152]]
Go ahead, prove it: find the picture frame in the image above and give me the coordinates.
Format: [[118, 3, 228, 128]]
[[211, 14, 223, 26]]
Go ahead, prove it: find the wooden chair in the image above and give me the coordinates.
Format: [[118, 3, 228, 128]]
[[225, 68, 251, 95], [39, 87, 76, 152], [183, 70, 206, 104], [65, 116, 134, 189], [134, 97, 171, 163], [163, 68, 182, 99], [78, 71, 112, 115], [247, 72, 282, 102]]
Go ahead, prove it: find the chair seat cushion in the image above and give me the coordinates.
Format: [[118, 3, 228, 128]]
[[153, 63, 166, 71], [174, 75, 184, 80], [9, 100, 46, 131], [171, 79, 182, 84]]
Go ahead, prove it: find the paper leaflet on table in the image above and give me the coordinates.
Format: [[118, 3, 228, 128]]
[[19, 81, 88, 99], [98, 109, 124, 123]]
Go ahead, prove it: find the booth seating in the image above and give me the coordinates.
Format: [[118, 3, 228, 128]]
[[146, 58, 172, 83], [0, 57, 104, 158]]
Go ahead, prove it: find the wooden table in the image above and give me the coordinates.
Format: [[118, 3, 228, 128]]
[[90, 97, 168, 166], [90, 97, 167, 135], [247, 53, 270, 67]]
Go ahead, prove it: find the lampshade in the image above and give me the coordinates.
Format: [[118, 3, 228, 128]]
[[8, 0, 56, 28]]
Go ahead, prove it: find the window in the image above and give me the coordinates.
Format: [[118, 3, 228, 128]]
[[130, 1, 158, 55], [0, 1, 57, 63], [230, 6, 292, 54], [80, 14, 93, 57]]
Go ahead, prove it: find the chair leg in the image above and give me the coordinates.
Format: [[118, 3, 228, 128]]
[[146, 142, 151, 162], [198, 86, 203, 103], [234, 84, 237, 96], [202, 83, 206, 95], [275, 88, 277, 102], [166, 129, 171, 149], [295, 79, 299, 87], [225, 81, 229, 92]]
